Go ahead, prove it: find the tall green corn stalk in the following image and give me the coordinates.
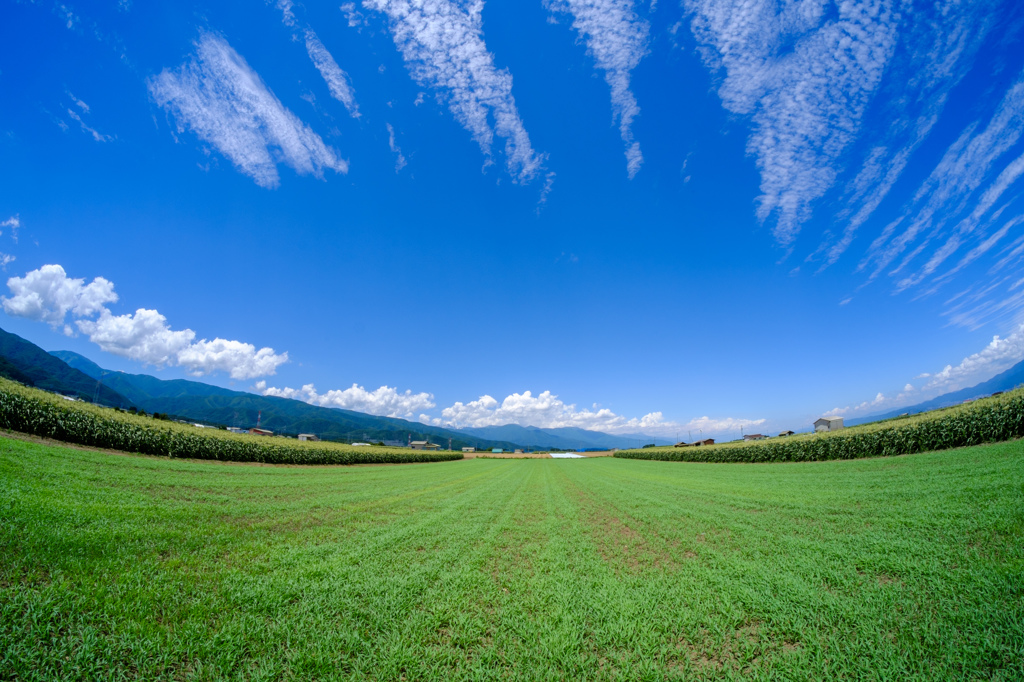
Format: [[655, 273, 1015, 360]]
[[615, 391, 1024, 463], [0, 379, 462, 465]]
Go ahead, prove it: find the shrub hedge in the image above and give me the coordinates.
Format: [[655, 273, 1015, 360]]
[[0, 378, 462, 465], [615, 390, 1024, 463]]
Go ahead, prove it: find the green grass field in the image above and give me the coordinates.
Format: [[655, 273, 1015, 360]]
[[2, 435, 1022, 680]]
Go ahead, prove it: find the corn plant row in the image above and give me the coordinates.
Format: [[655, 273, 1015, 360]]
[[615, 389, 1024, 464], [0, 379, 462, 465]]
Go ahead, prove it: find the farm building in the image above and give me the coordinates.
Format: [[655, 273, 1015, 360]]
[[673, 441, 688, 448], [693, 438, 715, 446], [814, 417, 844, 432], [249, 427, 274, 436], [778, 430, 795, 437], [462, 447, 475, 453], [410, 440, 441, 450], [743, 434, 767, 441], [297, 434, 319, 442]]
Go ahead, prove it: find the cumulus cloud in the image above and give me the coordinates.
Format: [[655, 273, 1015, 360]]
[[177, 338, 288, 380], [685, 0, 898, 245], [363, 0, 544, 182], [2, 264, 117, 328], [824, 390, 886, 417], [148, 32, 347, 188], [922, 323, 1024, 392], [2, 264, 287, 379], [430, 389, 761, 437], [256, 381, 435, 418], [76, 309, 194, 366], [681, 415, 766, 433], [826, 323, 1024, 417], [546, 0, 648, 178]]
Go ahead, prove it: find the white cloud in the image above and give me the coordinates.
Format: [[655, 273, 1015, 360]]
[[922, 323, 1024, 392], [276, 0, 297, 26], [680, 415, 766, 434], [1, 215, 20, 243], [177, 338, 288, 380], [685, 0, 899, 245], [148, 32, 347, 188], [431, 389, 761, 438], [2, 264, 287, 379], [862, 69, 1024, 288], [386, 122, 407, 171], [824, 390, 887, 417], [276, 1, 359, 115], [66, 107, 111, 142], [340, 2, 365, 28], [363, 0, 544, 182], [546, 0, 649, 178], [76, 309, 195, 366], [67, 92, 90, 113], [816, 5, 988, 268], [825, 323, 1024, 417], [304, 30, 360, 116], [2, 264, 117, 328], [256, 381, 434, 418]]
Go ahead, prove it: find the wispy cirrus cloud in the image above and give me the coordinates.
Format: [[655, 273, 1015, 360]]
[[386, 122, 407, 171], [148, 32, 347, 188], [363, 0, 544, 183], [546, 0, 649, 178], [255, 380, 435, 418], [814, 4, 991, 269], [860, 69, 1024, 290], [275, 0, 360, 117], [684, 0, 899, 245], [58, 92, 112, 142], [2, 264, 288, 379]]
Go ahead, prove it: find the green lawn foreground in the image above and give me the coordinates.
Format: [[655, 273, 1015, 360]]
[[1, 437, 1022, 680]]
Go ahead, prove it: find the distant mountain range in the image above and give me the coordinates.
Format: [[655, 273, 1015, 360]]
[[458, 424, 674, 450], [23, 324, 1014, 451], [0, 328, 130, 407], [49, 349, 525, 450], [849, 359, 1024, 425]]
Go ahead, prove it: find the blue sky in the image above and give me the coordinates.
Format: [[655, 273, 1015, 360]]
[[2, 0, 1024, 438]]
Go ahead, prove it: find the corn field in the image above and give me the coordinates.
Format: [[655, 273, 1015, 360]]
[[0, 379, 462, 465], [615, 390, 1024, 463]]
